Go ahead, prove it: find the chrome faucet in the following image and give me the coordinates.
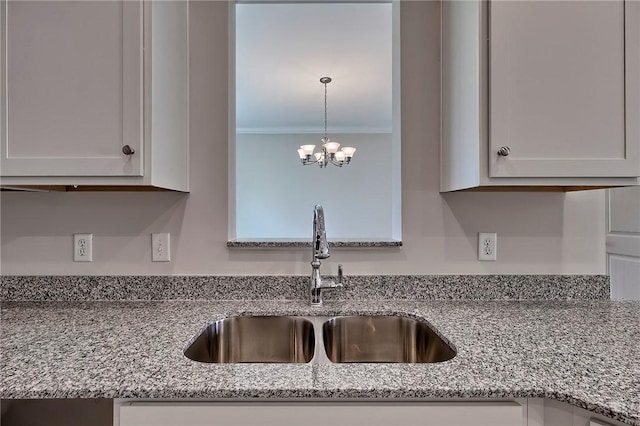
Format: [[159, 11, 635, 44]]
[[310, 205, 343, 306]]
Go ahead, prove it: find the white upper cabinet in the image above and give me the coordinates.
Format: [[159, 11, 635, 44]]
[[1, 1, 143, 177], [0, 1, 188, 191], [489, 1, 638, 178], [442, 0, 640, 191]]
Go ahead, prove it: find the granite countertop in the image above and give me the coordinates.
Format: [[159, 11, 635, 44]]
[[1, 299, 639, 425], [226, 239, 403, 248]]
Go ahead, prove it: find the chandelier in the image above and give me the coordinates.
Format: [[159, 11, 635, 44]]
[[297, 77, 356, 167]]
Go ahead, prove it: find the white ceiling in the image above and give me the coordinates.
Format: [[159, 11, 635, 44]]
[[235, 2, 393, 134]]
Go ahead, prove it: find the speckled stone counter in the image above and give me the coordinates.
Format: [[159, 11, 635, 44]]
[[0, 275, 610, 301], [1, 300, 639, 425], [226, 239, 403, 248]]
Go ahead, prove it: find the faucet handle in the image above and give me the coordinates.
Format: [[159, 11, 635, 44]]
[[337, 264, 344, 285]]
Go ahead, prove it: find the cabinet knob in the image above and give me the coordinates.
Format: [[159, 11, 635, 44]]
[[497, 146, 510, 157], [122, 145, 135, 156]]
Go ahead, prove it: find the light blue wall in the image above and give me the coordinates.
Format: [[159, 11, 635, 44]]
[[235, 133, 396, 239]]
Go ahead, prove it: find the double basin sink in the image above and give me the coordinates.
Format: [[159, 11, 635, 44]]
[[184, 315, 456, 364]]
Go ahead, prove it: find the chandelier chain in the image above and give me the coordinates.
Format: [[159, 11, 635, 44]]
[[324, 81, 328, 139]]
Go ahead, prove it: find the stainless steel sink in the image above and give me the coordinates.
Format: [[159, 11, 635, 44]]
[[322, 315, 456, 363], [184, 316, 315, 363], [184, 314, 455, 364]]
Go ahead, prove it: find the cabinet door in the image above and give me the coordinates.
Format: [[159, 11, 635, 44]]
[[489, 0, 640, 178], [117, 402, 523, 426], [0, 0, 143, 177], [607, 187, 640, 300]]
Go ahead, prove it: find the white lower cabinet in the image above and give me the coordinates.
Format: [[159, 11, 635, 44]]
[[115, 401, 524, 426], [522, 398, 628, 426], [114, 399, 632, 426]]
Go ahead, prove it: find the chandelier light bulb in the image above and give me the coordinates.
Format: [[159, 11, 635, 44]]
[[301, 144, 316, 156], [324, 141, 340, 154], [297, 148, 306, 159], [341, 147, 356, 158], [334, 151, 346, 162]]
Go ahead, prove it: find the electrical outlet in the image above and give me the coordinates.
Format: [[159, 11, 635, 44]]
[[152, 233, 171, 262], [73, 233, 93, 262], [478, 232, 497, 261]]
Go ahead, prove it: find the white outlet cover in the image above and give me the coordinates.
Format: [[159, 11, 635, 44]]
[[152, 233, 171, 262], [478, 232, 497, 261], [73, 233, 93, 262]]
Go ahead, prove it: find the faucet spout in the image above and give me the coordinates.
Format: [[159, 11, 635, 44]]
[[310, 205, 343, 306], [313, 205, 330, 260]]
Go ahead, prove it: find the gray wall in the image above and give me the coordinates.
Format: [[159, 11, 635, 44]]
[[0, 1, 606, 276]]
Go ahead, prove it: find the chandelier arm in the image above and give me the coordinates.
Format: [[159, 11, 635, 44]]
[[328, 158, 344, 167]]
